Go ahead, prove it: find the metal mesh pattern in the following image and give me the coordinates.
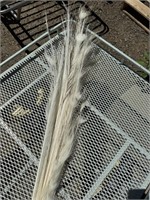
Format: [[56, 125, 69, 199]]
[[104, 99, 150, 152], [92, 145, 150, 200], [0, 126, 37, 200], [1, 73, 52, 159], [1, 59, 47, 105], [1, 33, 150, 200], [57, 108, 126, 200]]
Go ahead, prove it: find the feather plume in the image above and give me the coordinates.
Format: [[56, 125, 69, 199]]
[[32, 7, 92, 200]]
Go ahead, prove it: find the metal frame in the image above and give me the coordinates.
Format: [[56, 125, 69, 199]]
[[0, 0, 31, 20], [1, 20, 150, 76]]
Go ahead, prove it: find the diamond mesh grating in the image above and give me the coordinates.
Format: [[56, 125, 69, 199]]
[[104, 98, 150, 152], [1, 73, 52, 160], [57, 108, 126, 200], [91, 144, 150, 200], [1, 33, 150, 200], [1, 59, 47, 105], [0, 126, 36, 200]]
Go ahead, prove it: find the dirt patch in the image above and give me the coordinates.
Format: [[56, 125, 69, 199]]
[[89, 1, 149, 59]]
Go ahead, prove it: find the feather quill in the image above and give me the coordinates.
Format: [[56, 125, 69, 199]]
[[32, 7, 92, 200]]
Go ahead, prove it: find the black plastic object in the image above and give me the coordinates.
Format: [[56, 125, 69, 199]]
[[128, 189, 149, 200]]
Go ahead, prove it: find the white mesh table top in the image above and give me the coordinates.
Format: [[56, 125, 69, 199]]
[[1, 33, 150, 200]]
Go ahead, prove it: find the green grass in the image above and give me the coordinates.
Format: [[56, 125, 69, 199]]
[[138, 51, 150, 79]]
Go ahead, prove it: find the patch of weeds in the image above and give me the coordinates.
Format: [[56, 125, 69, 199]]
[[137, 51, 150, 79]]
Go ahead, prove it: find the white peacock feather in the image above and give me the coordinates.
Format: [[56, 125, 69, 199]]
[[32, 7, 93, 200]]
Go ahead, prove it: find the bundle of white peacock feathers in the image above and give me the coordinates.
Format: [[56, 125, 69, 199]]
[[32, 7, 94, 200]]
